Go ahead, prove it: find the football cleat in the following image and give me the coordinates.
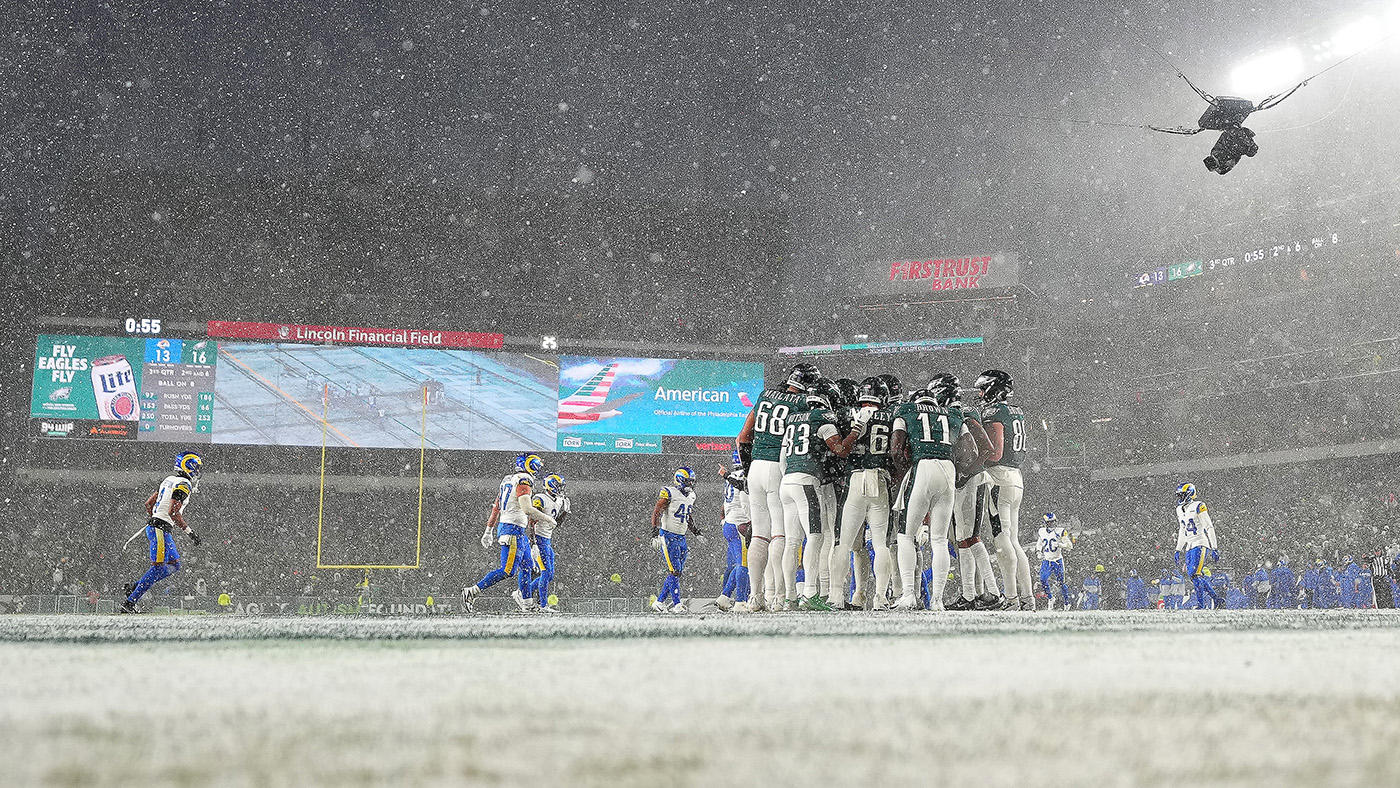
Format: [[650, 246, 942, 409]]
[[651, 599, 669, 613], [997, 595, 1016, 610], [668, 601, 688, 614], [510, 589, 534, 612], [714, 594, 734, 612], [973, 593, 1003, 610], [117, 599, 140, 614], [893, 593, 918, 610], [870, 597, 892, 611], [733, 599, 765, 613], [539, 605, 560, 614], [461, 585, 480, 612], [1019, 596, 1036, 611], [946, 596, 976, 611], [799, 595, 834, 612]]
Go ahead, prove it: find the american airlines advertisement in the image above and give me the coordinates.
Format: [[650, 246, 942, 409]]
[[556, 356, 765, 454]]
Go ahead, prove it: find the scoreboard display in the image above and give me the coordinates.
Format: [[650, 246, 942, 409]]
[[31, 335, 216, 442]]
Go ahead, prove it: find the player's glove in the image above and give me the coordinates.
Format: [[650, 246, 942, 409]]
[[916, 526, 930, 547], [480, 530, 494, 550], [187, 531, 202, 546], [651, 535, 663, 551]]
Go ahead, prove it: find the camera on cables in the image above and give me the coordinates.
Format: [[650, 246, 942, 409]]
[[1197, 97, 1259, 175]]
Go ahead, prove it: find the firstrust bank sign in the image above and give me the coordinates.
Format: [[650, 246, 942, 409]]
[[858, 252, 1019, 296]]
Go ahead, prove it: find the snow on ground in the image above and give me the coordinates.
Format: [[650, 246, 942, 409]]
[[1, 611, 1397, 787]]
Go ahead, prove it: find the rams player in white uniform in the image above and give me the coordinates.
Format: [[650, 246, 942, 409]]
[[527, 474, 570, 612], [119, 451, 206, 613], [464, 453, 557, 613], [651, 467, 701, 613], [1036, 513, 1073, 610], [1174, 483, 1225, 609], [715, 454, 751, 611]]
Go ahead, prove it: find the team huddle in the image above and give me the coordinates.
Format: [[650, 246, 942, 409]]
[[112, 364, 1224, 614]]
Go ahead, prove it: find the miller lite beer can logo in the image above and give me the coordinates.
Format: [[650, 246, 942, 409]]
[[91, 355, 140, 422]]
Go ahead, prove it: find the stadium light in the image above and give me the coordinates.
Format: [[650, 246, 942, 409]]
[[1229, 46, 1304, 98], [1331, 18, 1384, 57]]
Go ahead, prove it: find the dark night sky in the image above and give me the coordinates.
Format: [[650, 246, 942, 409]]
[[6, 0, 1398, 301]]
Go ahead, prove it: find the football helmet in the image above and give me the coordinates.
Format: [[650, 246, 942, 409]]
[[1043, 512, 1057, 526], [785, 363, 822, 392], [674, 467, 695, 489], [910, 388, 937, 406], [876, 373, 903, 404], [543, 474, 565, 496], [973, 369, 1013, 404], [806, 379, 838, 411], [856, 376, 889, 407], [833, 378, 859, 410], [517, 453, 545, 475], [174, 451, 203, 478], [928, 373, 960, 406], [1175, 482, 1197, 504]]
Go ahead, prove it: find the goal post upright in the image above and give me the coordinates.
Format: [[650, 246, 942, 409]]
[[315, 383, 428, 571]]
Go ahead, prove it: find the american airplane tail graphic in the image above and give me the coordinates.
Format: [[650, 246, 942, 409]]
[[558, 363, 642, 425]]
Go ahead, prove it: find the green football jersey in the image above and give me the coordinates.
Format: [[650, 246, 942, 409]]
[[980, 402, 1026, 468], [850, 405, 895, 471], [892, 401, 964, 462], [750, 389, 809, 462], [781, 407, 838, 477]]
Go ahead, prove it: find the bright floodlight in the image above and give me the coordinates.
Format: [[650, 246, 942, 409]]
[[1331, 18, 1383, 57], [1229, 47, 1305, 98]]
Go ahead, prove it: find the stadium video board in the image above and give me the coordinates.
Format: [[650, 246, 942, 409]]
[[556, 356, 765, 454], [31, 335, 217, 442], [211, 342, 557, 451]]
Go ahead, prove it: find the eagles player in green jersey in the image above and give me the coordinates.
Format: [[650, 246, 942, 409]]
[[734, 363, 819, 613], [779, 379, 863, 610], [975, 369, 1035, 610], [941, 375, 1004, 611], [829, 376, 895, 609], [890, 377, 967, 610]]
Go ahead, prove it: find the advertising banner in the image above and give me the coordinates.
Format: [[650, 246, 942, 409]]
[[556, 356, 764, 452], [855, 252, 1019, 297], [207, 320, 504, 350], [31, 335, 216, 442]]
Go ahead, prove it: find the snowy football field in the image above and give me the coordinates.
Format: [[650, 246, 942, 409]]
[[2, 611, 1397, 787]]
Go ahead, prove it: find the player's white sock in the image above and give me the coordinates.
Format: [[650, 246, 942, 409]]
[[818, 533, 833, 597], [802, 531, 825, 598], [747, 537, 769, 605], [896, 534, 918, 599], [767, 536, 785, 602], [993, 530, 1019, 599], [782, 535, 801, 601], [929, 539, 951, 610], [972, 542, 997, 596], [853, 543, 873, 604], [957, 548, 978, 600], [872, 544, 892, 605], [828, 538, 851, 605]]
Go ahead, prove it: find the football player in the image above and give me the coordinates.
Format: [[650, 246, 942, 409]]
[[715, 453, 752, 611], [830, 376, 895, 610], [1037, 512, 1073, 610], [527, 473, 570, 612], [1174, 483, 1224, 610], [735, 363, 819, 612], [464, 453, 556, 613], [941, 375, 1003, 611], [820, 378, 860, 600], [890, 377, 969, 610], [778, 379, 863, 610], [652, 467, 701, 612], [975, 369, 1035, 610], [119, 451, 205, 613]]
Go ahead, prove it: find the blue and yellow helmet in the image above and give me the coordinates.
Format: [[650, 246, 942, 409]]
[[174, 451, 203, 477], [1043, 512, 1056, 525], [543, 474, 565, 496], [674, 467, 694, 489], [516, 453, 544, 475], [1176, 482, 1197, 503]]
